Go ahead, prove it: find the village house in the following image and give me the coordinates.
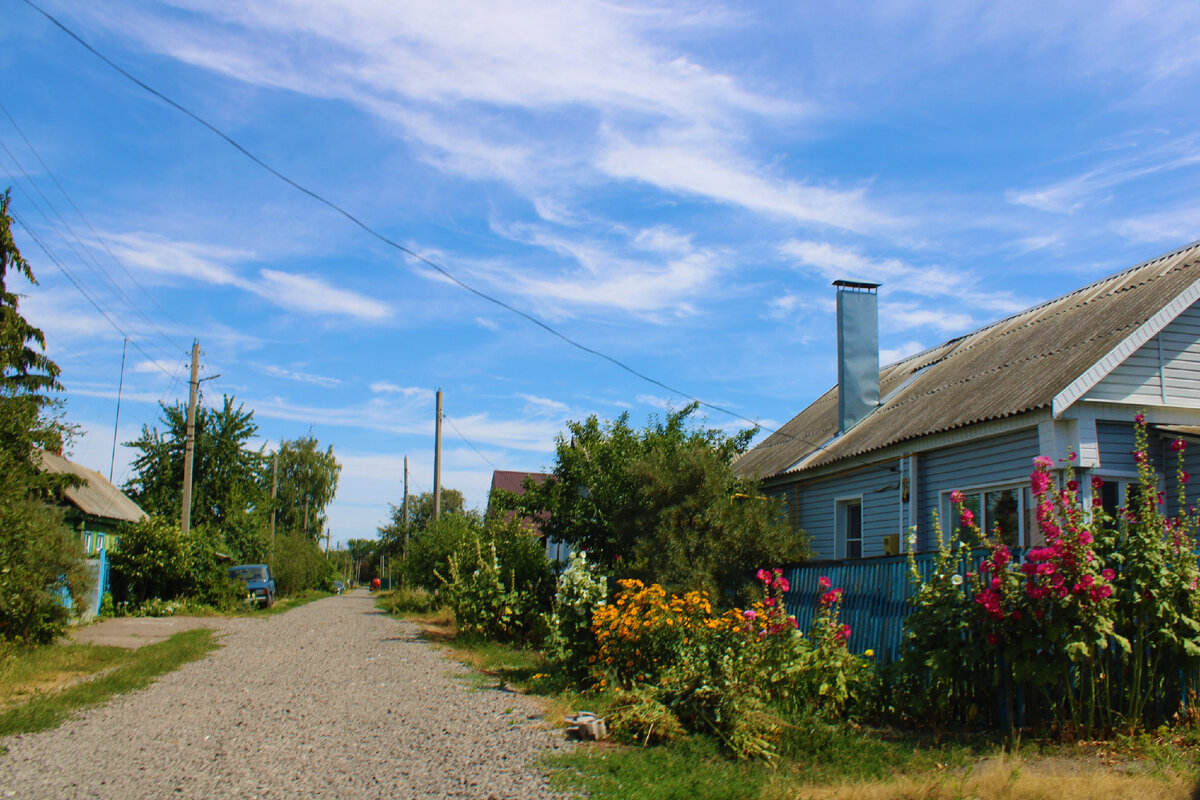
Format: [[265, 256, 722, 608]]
[[735, 241, 1200, 561]]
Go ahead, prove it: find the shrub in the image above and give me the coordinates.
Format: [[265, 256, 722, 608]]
[[544, 550, 608, 677], [439, 535, 535, 641], [269, 533, 337, 595], [109, 517, 246, 610], [591, 571, 869, 761], [384, 587, 435, 615], [899, 413, 1200, 735]]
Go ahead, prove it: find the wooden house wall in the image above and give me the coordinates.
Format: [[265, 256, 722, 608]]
[[1088, 303, 1200, 407]]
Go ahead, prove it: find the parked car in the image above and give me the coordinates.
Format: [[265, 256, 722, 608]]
[[228, 564, 276, 608]]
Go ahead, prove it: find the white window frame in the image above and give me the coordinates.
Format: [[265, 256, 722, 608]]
[[834, 495, 864, 560], [940, 483, 1028, 548]]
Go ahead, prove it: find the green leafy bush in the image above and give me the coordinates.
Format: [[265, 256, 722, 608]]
[[269, 533, 337, 595], [544, 550, 608, 677]]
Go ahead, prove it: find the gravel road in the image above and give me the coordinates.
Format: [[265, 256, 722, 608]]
[[0, 591, 575, 799]]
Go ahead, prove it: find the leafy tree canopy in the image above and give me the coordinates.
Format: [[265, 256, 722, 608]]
[[268, 435, 341, 541], [0, 188, 89, 642], [498, 403, 810, 602], [124, 395, 266, 555], [378, 488, 468, 558]]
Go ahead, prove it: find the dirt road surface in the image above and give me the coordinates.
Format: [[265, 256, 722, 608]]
[[0, 591, 571, 799]]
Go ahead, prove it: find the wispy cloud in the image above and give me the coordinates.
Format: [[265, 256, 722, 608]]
[[1114, 205, 1200, 244], [258, 364, 340, 388], [517, 393, 569, 414], [369, 382, 432, 400], [107, 232, 390, 320]]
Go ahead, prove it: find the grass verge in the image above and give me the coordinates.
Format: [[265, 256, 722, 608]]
[[256, 589, 333, 616], [0, 629, 220, 738]]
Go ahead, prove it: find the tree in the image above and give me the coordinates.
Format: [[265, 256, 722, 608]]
[[377, 488, 467, 560], [124, 395, 267, 560], [0, 188, 89, 642], [268, 435, 341, 541], [499, 404, 810, 602]]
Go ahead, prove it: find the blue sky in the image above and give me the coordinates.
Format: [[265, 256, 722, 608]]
[[3, 0, 1200, 544]]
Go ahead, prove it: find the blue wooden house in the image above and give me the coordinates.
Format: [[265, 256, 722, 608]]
[[735, 242, 1200, 560], [39, 449, 147, 617]]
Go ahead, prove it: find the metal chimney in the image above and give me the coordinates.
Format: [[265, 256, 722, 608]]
[[834, 280, 881, 433]]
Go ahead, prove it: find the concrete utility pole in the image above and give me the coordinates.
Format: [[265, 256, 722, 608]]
[[433, 389, 443, 521], [181, 340, 200, 538], [270, 449, 278, 543]]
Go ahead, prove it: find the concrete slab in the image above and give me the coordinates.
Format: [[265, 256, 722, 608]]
[[67, 616, 221, 649]]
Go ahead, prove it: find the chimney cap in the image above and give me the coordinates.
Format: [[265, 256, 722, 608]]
[[833, 280, 881, 291]]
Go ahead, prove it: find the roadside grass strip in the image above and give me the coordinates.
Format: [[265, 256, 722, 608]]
[[255, 589, 333, 616], [0, 629, 220, 738]]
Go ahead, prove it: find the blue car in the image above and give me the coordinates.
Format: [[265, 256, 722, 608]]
[[228, 564, 276, 608]]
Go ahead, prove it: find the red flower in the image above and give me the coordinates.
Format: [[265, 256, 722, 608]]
[[987, 634, 999, 645], [817, 575, 831, 590], [961, 509, 975, 527], [1135, 413, 1146, 426], [1031, 470, 1051, 495], [1173, 439, 1188, 453], [950, 490, 965, 504], [1091, 476, 1104, 490]]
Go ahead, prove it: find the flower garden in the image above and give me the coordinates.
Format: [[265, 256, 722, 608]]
[[387, 412, 1200, 795]]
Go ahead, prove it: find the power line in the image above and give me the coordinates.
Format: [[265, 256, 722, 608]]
[[9, 209, 182, 381], [20, 0, 849, 463], [0, 97, 189, 354], [444, 416, 497, 470]]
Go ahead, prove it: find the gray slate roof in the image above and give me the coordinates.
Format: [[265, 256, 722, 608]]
[[736, 241, 1200, 480], [39, 450, 148, 524]]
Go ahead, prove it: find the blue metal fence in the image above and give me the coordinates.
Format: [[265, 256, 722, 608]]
[[782, 548, 1010, 663]]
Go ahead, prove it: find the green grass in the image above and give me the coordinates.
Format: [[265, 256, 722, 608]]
[[0, 629, 220, 738], [547, 735, 770, 800]]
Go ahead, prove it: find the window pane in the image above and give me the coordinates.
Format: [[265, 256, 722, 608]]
[[986, 488, 1020, 548], [845, 501, 862, 560], [1101, 480, 1119, 517]]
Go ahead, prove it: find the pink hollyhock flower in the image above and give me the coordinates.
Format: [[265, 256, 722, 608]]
[[1092, 497, 1104, 508], [991, 576, 1002, 589], [1183, 471, 1191, 485], [1067, 480, 1080, 492], [1101, 568, 1115, 580], [1135, 451, 1148, 465], [773, 568, 783, 577], [1173, 439, 1188, 453], [1080, 574, 1095, 589], [836, 624, 851, 642], [1034, 456, 1054, 470], [818, 575, 831, 590], [1078, 531, 1093, 544], [790, 617, 799, 629], [950, 490, 965, 504], [1034, 609, 1045, 620], [1068, 451, 1077, 461], [961, 509, 975, 527], [743, 609, 757, 620], [1031, 471, 1051, 495], [756, 569, 769, 582], [778, 578, 790, 592], [1136, 413, 1146, 425], [1092, 476, 1104, 490], [1157, 492, 1165, 505], [764, 597, 776, 607], [987, 634, 999, 645]]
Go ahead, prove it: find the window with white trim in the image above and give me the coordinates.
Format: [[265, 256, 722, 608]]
[[944, 485, 1025, 548], [837, 498, 863, 559]]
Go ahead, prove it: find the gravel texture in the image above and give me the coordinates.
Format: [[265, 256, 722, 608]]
[[0, 591, 575, 799]]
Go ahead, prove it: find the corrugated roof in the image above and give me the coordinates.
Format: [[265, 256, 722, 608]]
[[490, 470, 549, 495], [38, 450, 148, 523], [736, 241, 1200, 480]]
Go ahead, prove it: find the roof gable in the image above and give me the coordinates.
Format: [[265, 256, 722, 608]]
[[38, 450, 148, 524], [736, 241, 1200, 480]]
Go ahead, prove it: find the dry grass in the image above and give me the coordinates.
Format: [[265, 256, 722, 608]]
[[772, 755, 1196, 800]]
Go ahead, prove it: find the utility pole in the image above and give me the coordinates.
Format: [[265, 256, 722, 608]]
[[109, 337, 127, 482], [303, 495, 310, 540], [270, 449, 278, 544], [181, 340, 199, 538], [433, 389, 442, 521], [403, 455, 410, 551]]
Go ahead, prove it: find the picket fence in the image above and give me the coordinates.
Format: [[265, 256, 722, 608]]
[[781, 548, 1009, 664]]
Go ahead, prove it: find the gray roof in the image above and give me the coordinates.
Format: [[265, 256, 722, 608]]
[[736, 241, 1200, 480], [39, 450, 148, 524]]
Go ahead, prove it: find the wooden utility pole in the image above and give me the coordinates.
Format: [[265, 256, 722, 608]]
[[433, 389, 443, 521], [270, 449, 278, 543], [403, 455, 410, 551], [109, 337, 127, 482], [181, 340, 200, 537], [303, 495, 310, 539]]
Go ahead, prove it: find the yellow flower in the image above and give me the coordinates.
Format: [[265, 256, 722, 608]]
[[864, 649, 875, 658]]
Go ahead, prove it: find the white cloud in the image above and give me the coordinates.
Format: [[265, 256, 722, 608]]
[[600, 135, 891, 233], [637, 394, 674, 409], [256, 269, 391, 321], [133, 359, 177, 375], [259, 364, 341, 387], [517, 393, 569, 414], [880, 341, 926, 365], [1114, 205, 1200, 244], [882, 302, 974, 334], [369, 382, 431, 400], [780, 240, 970, 299]]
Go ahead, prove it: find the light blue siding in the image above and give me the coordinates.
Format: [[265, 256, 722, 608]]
[[918, 428, 1039, 548], [777, 460, 902, 560]]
